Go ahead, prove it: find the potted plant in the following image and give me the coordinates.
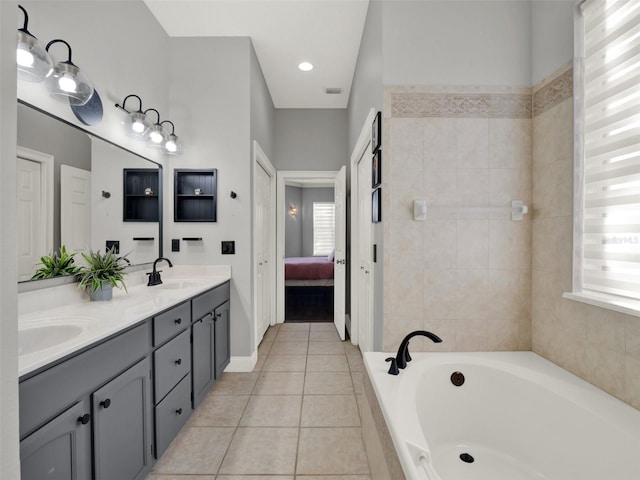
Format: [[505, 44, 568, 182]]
[[31, 245, 81, 280], [77, 248, 129, 301]]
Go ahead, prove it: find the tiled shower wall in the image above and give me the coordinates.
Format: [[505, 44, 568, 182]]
[[531, 66, 640, 410], [383, 86, 533, 352]]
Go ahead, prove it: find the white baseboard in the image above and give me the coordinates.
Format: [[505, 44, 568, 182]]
[[224, 350, 257, 372]]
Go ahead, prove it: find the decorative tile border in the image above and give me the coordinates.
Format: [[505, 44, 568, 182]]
[[533, 67, 573, 117], [391, 92, 532, 118]]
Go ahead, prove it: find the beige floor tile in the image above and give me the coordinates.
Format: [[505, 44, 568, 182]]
[[187, 394, 249, 427], [293, 476, 370, 480], [304, 372, 354, 395], [276, 330, 310, 342], [152, 426, 234, 474], [219, 427, 298, 475], [296, 428, 369, 475], [279, 322, 311, 331], [263, 328, 279, 342], [219, 476, 293, 480], [351, 371, 364, 395], [263, 354, 307, 372], [306, 354, 349, 372], [254, 372, 305, 395], [347, 354, 365, 372], [210, 372, 259, 395], [146, 475, 216, 480], [310, 322, 338, 331], [253, 353, 267, 372], [240, 395, 302, 426], [309, 330, 342, 342], [270, 341, 309, 355], [301, 395, 360, 427], [343, 342, 361, 354], [259, 340, 274, 356], [308, 341, 345, 355]]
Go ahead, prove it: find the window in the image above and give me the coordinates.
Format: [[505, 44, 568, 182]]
[[313, 202, 335, 256], [573, 0, 640, 311]]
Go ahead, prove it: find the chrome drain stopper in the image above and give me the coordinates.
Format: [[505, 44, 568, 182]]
[[460, 453, 475, 463]]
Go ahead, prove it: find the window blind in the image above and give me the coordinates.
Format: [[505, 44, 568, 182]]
[[582, 0, 640, 300], [313, 202, 335, 256]]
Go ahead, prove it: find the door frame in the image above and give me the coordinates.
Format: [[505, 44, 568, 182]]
[[17, 145, 54, 259], [252, 141, 277, 347], [349, 108, 377, 351], [276, 170, 339, 324]]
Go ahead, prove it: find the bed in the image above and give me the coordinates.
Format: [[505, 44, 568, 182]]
[[284, 256, 334, 320]]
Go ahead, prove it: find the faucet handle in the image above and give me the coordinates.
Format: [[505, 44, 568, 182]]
[[385, 357, 399, 375]]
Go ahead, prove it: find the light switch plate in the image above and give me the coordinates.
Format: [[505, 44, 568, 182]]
[[171, 239, 180, 252], [221, 241, 235, 255], [106, 240, 119, 254]]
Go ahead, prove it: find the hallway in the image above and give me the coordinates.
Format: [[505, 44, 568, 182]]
[[147, 322, 371, 479]]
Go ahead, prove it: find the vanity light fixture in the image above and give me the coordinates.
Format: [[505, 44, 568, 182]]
[[16, 5, 53, 82], [144, 109, 168, 148], [44, 39, 94, 106], [115, 94, 151, 138], [298, 61, 313, 72], [160, 121, 183, 155]]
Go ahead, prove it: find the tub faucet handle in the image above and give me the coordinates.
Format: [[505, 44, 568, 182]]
[[385, 357, 399, 375]]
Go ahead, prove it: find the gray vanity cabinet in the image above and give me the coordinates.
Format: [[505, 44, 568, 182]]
[[20, 399, 92, 480], [92, 357, 153, 480], [191, 281, 230, 408]]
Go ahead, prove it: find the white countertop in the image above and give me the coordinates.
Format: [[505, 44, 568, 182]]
[[18, 265, 231, 377]]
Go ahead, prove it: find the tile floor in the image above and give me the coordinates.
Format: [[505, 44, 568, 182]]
[[147, 321, 370, 480]]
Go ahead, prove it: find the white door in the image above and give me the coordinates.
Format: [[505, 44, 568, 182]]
[[255, 162, 272, 341], [357, 151, 373, 350], [17, 158, 44, 280], [333, 166, 347, 340], [60, 165, 91, 255]]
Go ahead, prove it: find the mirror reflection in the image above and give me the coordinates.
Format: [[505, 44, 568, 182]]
[[17, 102, 161, 282]]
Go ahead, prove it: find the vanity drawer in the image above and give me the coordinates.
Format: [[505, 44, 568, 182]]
[[154, 373, 191, 458], [192, 282, 230, 321], [153, 301, 191, 346], [19, 321, 151, 439], [154, 330, 191, 403]]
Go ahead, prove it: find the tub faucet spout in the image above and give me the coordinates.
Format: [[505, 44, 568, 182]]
[[147, 257, 173, 286], [394, 330, 442, 372]]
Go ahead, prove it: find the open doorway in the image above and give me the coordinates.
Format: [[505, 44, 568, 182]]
[[276, 169, 347, 338]]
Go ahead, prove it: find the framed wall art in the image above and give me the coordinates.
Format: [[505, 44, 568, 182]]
[[372, 150, 381, 188], [372, 187, 381, 223], [372, 111, 381, 154]]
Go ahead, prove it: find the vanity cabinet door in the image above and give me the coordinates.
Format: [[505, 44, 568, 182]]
[[20, 400, 92, 480], [92, 357, 153, 480], [214, 301, 231, 379], [192, 312, 215, 408]]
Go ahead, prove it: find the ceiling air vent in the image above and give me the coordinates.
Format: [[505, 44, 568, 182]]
[[325, 87, 343, 95]]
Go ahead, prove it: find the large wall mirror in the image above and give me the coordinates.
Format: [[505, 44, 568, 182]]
[[17, 101, 163, 283]]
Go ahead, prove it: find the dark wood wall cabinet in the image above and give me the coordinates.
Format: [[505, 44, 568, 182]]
[[123, 169, 160, 222], [19, 281, 231, 480], [174, 169, 217, 222]]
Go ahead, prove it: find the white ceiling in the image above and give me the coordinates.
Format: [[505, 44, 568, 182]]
[[144, 0, 370, 109]]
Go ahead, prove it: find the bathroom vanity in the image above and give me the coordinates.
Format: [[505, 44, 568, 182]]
[[17, 266, 231, 480]]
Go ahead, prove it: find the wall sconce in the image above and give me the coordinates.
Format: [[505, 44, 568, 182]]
[[160, 121, 183, 155], [44, 39, 94, 106], [16, 5, 53, 82], [289, 204, 298, 218], [144, 109, 168, 148], [115, 94, 151, 138]]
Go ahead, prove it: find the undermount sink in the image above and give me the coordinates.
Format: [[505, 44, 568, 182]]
[[19, 324, 84, 356]]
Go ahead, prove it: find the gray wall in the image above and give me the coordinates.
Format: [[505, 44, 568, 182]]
[[250, 42, 276, 161], [532, 0, 574, 84], [285, 186, 303, 257], [274, 109, 348, 171], [301, 188, 335, 257], [17, 103, 92, 252], [168, 37, 255, 357]]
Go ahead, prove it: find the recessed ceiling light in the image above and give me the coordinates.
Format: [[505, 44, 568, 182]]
[[298, 62, 313, 72]]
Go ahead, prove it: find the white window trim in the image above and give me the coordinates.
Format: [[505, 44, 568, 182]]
[[567, 0, 640, 316]]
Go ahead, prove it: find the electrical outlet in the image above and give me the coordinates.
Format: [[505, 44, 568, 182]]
[[221, 241, 235, 255], [171, 239, 180, 252], [106, 240, 119, 254]]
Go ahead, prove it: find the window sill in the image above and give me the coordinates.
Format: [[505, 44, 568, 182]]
[[563, 292, 640, 318]]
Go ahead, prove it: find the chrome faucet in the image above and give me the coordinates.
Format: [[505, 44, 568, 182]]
[[386, 330, 442, 375], [147, 257, 173, 286]]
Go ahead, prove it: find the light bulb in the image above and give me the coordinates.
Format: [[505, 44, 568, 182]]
[[298, 61, 313, 71], [165, 140, 177, 152], [16, 48, 34, 67], [149, 130, 163, 143], [132, 120, 145, 133], [58, 73, 77, 93]]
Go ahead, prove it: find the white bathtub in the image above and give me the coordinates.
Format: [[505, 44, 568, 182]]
[[363, 351, 640, 480]]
